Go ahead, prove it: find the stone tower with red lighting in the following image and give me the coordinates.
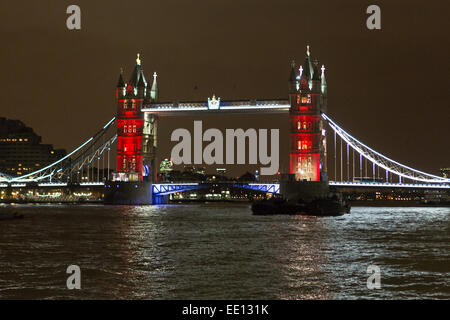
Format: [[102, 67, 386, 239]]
[[115, 54, 158, 182], [288, 46, 328, 181]]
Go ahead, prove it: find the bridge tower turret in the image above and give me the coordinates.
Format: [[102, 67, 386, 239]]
[[288, 60, 298, 94], [115, 54, 145, 182], [116, 69, 125, 100], [288, 46, 327, 181]]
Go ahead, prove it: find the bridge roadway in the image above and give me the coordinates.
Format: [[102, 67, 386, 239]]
[[1, 181, 448, 194], [0, 180, 448, 204]]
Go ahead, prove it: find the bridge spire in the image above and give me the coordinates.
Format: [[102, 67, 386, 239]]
[[136, 53, 141, 66], [321, 65, 327, 96], [150, 72, 158, 101], [289, 60, 298, 93], [128, 53, 146, 87], [117, 68, 125, 88], [303, 45, 314, 89], [289, 60, 296, 81], [311, 60, 321, 93]]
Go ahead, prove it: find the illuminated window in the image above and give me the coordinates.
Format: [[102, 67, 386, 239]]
[[303, 122, 307, 130], [301, 97, 307, 104], [132, 101, 136, 109], [297, 141, 310, 150], [297, 121, 301, 130], [123, 158, 127, 169], [133, 125, 136, 133], [297, 95, 301, 104], [124, 101, 128, 109], [123, 125, 127, 133]]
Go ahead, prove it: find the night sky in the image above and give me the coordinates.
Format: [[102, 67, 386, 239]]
[[0, 1, 449, 176]]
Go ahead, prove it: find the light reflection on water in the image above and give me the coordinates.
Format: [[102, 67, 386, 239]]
[[0, 204, 448, 299]]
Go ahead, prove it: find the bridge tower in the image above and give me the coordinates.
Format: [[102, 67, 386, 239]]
[[114, 54, 159, 182], [288, 46, 328, 181], [115, 54, 146, 181]]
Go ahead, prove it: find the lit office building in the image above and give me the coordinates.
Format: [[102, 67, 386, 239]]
[[0, 117, 66, 177]]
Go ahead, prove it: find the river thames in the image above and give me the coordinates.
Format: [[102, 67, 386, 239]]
[[0, 203, 448, 299]]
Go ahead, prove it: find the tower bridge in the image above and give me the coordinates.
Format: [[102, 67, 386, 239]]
[[0, 46, 448, 204]]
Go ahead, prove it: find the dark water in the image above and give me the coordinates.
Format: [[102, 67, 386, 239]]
[[0, 203, 448, 299]]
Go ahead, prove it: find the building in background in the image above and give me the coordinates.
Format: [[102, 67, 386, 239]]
[[216, 168, 227, 176], [440, 168, 450, 178], [159, 158, 173, 181], [0, 117, 66, 177]]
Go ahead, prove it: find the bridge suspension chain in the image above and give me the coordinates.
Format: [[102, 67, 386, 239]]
[[1, 118, 117, 183], [323, 113, 449, 184]]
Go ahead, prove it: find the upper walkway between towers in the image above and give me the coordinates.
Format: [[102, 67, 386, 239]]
[[142, 98, 290, 114]]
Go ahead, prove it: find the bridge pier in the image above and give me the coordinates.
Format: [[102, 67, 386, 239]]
[[280, 175, 329, 201], [104, 182, 152, 205], [152, 194, 169, 205]]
